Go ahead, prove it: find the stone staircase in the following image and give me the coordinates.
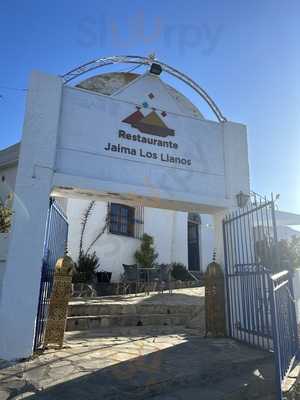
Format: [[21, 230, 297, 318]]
[[67, 288, 205, 332]]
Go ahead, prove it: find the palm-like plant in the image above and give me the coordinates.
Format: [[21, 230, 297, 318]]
[[74, 201, 109, 283]]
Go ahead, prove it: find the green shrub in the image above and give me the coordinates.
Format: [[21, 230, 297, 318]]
[[278, 236, 300, 273], [255, 236, 300, 274], [73, 251, 100, 283], [170, 262, 191, 281], [135, 233, 158, 269]]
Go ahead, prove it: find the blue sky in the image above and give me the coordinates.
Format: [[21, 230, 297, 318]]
[[0, 0, 300, 214]]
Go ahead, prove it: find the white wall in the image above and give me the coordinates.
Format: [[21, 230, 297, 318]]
[[53, 77, 250, 213], [200, 214, 215, 271], [67, 199, 189, 281], [67, 199, 141, 282], [0, 71, 63, 360], [0, 157, 212, 283], [0, 162, 197, 285], [144, 208, 188, 266], [170, 211, 188, 266]]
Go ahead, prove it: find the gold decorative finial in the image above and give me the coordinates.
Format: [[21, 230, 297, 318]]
[[148, 53, 156, 61]]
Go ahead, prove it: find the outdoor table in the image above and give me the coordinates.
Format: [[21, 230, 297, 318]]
[[137, 267, 161, 295]]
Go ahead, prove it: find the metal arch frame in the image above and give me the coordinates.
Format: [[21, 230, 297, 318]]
[[62, 55, 227, 122]]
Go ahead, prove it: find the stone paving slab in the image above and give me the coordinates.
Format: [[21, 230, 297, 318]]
[[0, 325, 276, 400]]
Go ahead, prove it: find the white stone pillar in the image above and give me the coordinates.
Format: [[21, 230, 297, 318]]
[[0, 71, 63, 360], [213, 211, 227, 269], [215, 121, 250, 269], [223, 121, 250, 200]]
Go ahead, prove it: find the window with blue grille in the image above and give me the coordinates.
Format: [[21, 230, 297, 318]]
[[109, 203, 135, 237]]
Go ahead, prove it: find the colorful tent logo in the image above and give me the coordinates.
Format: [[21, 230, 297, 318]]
[[122, 110, 175, 138]]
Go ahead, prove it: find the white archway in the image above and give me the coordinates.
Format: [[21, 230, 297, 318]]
[[62, 55, 227, 123], [0, 58, 249, 360]]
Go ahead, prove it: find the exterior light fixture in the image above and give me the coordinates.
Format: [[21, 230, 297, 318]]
[[150, 63, 162, 75], [236, 191, 250, 208]]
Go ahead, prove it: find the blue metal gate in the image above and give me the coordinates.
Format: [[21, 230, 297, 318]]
[[34, 199, 68, 350], [223, 195, 299, 399], [270, 271, 298, 397]]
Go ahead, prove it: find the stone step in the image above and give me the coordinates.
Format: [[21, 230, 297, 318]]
[[68, 303, 204, 317], [66, 312, 197, 331]]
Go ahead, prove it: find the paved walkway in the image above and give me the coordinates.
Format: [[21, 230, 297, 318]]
[[0, 327, 275, 400], [0, 288, 276, 399]]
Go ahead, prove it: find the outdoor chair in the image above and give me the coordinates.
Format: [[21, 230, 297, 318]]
[[147, 267, 161, 293], [159, 264, 173, 294], [137, 268, 150, 294], [120, 264, 141, 295], [119, 264, 173, 296]]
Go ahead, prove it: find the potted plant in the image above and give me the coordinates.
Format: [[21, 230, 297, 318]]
[[73, 251, 100, 283], [170, 262, 191, 281], [134, 233, 158, 284], [74, 201, 110, 284], [134, 233, 158, 269], [96, 269, 112, 283]]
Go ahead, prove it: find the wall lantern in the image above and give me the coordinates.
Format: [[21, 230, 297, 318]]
[[236, 191, 250, 208], [150, 63, 162, 76]]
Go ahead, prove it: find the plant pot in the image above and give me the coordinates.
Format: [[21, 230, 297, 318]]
[[72, 272, 94, 284], [96, 271, 112, 283]]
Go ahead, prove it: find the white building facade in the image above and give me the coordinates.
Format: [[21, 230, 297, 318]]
[[58, 200, 215, 281], [1, 60, 300, 361], [0, 58, 251, 360], [0, 146, 214, 285]]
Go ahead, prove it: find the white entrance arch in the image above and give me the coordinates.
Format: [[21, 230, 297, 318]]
[[62, 55, 227, 122], [0, 57, 250, 360]]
